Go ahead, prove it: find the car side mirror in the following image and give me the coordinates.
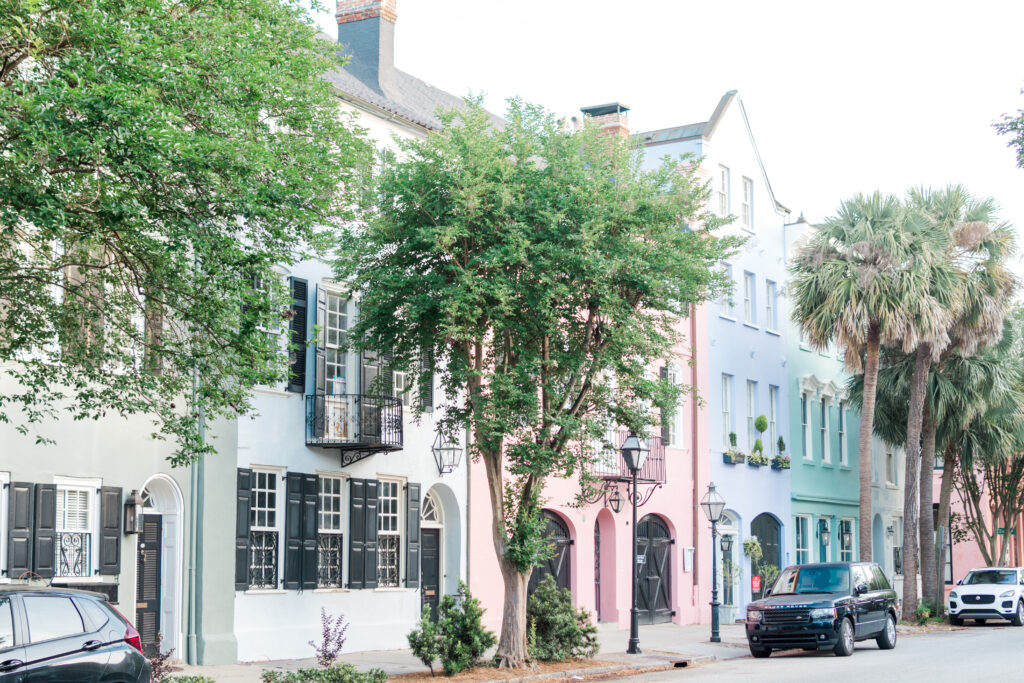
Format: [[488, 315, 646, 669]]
[[855, 582, 869, 595], [764, 588, 772, 597], [956, 579, 962, 585]]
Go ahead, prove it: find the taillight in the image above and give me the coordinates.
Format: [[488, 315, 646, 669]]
[[108, 603, 144, 654]]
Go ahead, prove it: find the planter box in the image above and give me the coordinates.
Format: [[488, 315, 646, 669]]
[[771, 459, 791, 470], [747, 459, 767, 468], [723, 452, 746, 465]]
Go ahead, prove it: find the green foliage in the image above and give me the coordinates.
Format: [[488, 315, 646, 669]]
[[777, 436, 786, 454], [996, 89, 1024, 169], [743, 539, 763, 565], [526, 575, 599, 662], [752, 438, 764, 455], [914, 601, 933, 625], [261, 665, 386, 683], [407, 605, 441, 675], [436, 582, 496, 675], [0, 0, 371, 462], [747, 451, 769, 466], [168, 678, 216, 683], [771, 455, 791, 469], [728, 432, 738, 448], [754, 415, 768, 435]]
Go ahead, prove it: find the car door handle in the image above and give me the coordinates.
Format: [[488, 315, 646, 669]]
[[0, 659, 24, 672], [82, 640, 103, 651]]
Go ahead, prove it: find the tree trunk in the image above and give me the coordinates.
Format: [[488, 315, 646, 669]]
[[857, 324, 882, 561], [496, 561, 530, 668], [901, 343, 931, 620], [934, 445, 956, 615], [919, 401, 937, 610]]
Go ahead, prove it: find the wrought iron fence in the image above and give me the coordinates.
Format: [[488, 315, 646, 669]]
[[317, 533, 343, 588], [56, 532, 91, 578], [586, 429, 666, 483], [305, 394, 403, 451], [249, 530, 278, 589]]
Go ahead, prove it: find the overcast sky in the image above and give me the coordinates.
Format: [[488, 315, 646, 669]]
[[309, 0, 1024, 258]]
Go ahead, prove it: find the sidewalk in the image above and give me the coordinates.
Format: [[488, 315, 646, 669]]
[[172, 623, 749, 682]]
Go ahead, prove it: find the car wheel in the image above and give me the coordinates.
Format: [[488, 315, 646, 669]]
[[750, 646, 772, 658], [974, 619, 987, 625], [1012, 601, 1024, 627], [876, 613, 897, 650], [949, 615, 963, 626], [834, 617, 855, 657]]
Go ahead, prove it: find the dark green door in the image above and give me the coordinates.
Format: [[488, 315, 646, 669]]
[[135, 515, 162, 657], [751, 513, 781, 600], [528, 512, 571, 595], [421, 528, 441, 620], [636, 515, 672, 624]]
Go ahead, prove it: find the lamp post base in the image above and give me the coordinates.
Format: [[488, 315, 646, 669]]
[[627, 638, 642, 654]]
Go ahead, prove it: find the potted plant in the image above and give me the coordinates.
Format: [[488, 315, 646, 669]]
[[771, 436, 790, 469], [747, 415, 769, 466], [723, 432, 746, 464]]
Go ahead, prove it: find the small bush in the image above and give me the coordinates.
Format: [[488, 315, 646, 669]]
[[527, 575, 599, 662], [777, 436, 786, 454], [261, 664, 387, 683], [310, 608, 350, 668], [728, 431, 738, 448], [407, 604, 441, 675], [752, 438, 764, 455], [916, 598, 938, 625], [168, 677, 216, 683], [754, 415, 768, 435], [436, 581, 496, 675], [148, 632, 175, 683]]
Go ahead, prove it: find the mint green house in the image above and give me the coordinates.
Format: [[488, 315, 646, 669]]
[[783, 217, 861, 566]]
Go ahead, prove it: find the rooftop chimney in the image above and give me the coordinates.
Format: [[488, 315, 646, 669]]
[[336, 1, 397, 94], [580, 102, 630, 138]]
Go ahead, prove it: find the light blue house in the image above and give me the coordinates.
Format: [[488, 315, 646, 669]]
[[639, 91, 792, 621]]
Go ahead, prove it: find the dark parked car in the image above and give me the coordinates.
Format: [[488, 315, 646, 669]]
[[745, 562, 899, 658], [0, 586, 151, 682]]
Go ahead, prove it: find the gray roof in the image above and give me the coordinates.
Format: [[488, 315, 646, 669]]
[[635, 90, 736, 146]]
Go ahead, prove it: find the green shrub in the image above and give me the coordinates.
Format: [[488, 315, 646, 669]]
[[436, 581, 496, 675], [261, 664, 386, 683], [407, 604, 441, 675], [168, 677, 216, 683], [526, 575, 599, 662], [777, 436, 786, 454], [728, 431, 738, 448], [752, 438, 764, 455], [754, 415, 768, 435]]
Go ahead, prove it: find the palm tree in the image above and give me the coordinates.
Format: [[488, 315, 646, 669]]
[[790, 192, 940, 561]]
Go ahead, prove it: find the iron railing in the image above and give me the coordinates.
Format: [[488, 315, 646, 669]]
[[317, 533, 343, 588], [56, 532, 91, 578], [305, 394, 403, 457], [249, 530, 278, 589], [587, 429, 666, 483]]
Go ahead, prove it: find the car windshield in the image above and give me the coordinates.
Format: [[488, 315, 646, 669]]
[[771, 566, 851, 595], [964, 570, 1017, 585]]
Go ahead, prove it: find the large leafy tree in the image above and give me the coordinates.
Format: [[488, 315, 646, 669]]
[[789, 193, 938, 561], [996, 87, 1024, 169], [0, 0, 370, 461], [336, 99, 738, 667]]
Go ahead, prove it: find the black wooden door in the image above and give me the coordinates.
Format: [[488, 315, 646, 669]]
[[636, 515, 672, 624], [528, 512, 571, 595], [135, 515, 162, 657], [421, 529, 441, 620], [751, 513, 781, 600]]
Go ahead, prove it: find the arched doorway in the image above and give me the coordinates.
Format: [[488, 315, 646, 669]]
[[750, 513, 781, 600], [137, 474, 184, 657], [718, 511, 740, 622], [636, 514, 672, 624], [420, 490, 444, 620], [594, 508, 617, 622], [528, 511, 571, 595]]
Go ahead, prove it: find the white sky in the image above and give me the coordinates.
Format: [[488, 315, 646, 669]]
[[309, 0, 1024, 264]]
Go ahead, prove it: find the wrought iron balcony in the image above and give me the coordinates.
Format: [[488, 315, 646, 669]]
[[587, 429, 666, 483], [306, 393, 403, 466], [56, 531, 92, 578]]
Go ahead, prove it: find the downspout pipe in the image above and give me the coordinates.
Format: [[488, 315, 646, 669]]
[[186, 369, 201, 664]]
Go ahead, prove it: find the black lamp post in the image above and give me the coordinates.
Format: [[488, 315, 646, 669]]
[[700, 482, 726, 643], [621, 431, 649, 655], [608, 488, 623, 514]]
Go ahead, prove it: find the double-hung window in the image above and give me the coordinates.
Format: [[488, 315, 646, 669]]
[[718, 166, 729, 217], [795, 516, 810, 564], [839, 518, 855, 562], [801, 393, 810, 459], [768, 385, 778, 454], [249, 470, 280, 590], [720, 264, 733, 318], [820, 398, 830, 463], [324, 293, 349, 395], [665, 366, 680, 446], [394, 371, 415, 409], [886, 449, 897, 486], [55, 485, 95, 579], [377, 480, 402, 587], [741, 177, 753, 229], [765, 281, 777, 330], [838, 402, 847, 465], [722, 375, 733, 448], [746, 381, 757, 451], [317, 476, 345, 588], [743, 272, 756, 325]]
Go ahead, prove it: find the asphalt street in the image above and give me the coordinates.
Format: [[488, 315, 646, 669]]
[[617, 622, 1023, 682]]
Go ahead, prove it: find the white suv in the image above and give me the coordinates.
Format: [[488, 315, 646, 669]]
[[949, 567, 1024, 626]]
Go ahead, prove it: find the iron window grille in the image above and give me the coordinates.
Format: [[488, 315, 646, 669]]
[[317, 533, 344, 588], [377, 480, 401, 587], [56, 531, 92, 578], [249, 530, 279, 589]]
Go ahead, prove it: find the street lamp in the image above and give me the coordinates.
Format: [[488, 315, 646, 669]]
[[700, 482, 726, 643], [608, 488, 623, 514], [622, 431, 649, 655], [431, 431, 462, 475], [123, 490, 144, 535], [820, 520, 831, 548]]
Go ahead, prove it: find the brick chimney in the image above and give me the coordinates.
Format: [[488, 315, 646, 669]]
[[580, 102, 630, 137], [336, 1, 397, 94]]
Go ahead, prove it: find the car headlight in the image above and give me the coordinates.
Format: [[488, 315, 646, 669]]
[[809, 607, 837, 620], [950, 591, 958, 600], [999, 590, 1015, 598], [747, 608, 763, 623]]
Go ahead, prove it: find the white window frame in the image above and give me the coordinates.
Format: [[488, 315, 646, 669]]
[[718, 165, 729, 217], [316, 473, 346, 589], [765, 280, 777, 331], [820, 397, 830, 463], [376, 478, 403, 588], [801, 393, 811, 460], [795, 515, 810, 565], [247, 466, 285, 592], [818, 518, 832, 562], [324, 290, 350, 396], [720, 263, 734, 319], [722, 374, 733, 448], [743, 272, 756, 325], [53, 476, 102, 582], [741, 176, 753, 230], [666, 365, 681, 447], [746, 380, 757, 451], [394, 370, 415, 409], [768, 386, 778, 455], [840, 518, 855, 562], [838, 401, 848, 465], [886, 449, 897, 486]]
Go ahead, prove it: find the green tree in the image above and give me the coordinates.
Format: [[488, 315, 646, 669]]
[[336, 99, 737, 667], [789, 193, 938, 561], [995, 87, 1024, 169], [0, 0, 370, 462]]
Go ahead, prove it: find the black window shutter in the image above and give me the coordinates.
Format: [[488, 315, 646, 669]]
[[7, 482, 34, 578], [301, 474, 319, 590], [418, 351, 434, 411], [99, 487, 122, 575], [283, 473, 303, 590], [235, 468, 252, 590], [659, 366, 670, 443], [315, 286, 327, 395], [288, 278, 308, 393], [32, 483, 56, 578], [348, 478, 366, 589], [405, 483, 421, 588], [363, 479, 379, 589]]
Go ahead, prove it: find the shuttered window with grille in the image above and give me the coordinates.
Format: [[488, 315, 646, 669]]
[[55, 487, 92, 578], [317, 476, 344, 588]]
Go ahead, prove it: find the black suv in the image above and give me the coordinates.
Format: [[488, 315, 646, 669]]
[[745, 562, 899, 658], [0, 586, 151, 682]]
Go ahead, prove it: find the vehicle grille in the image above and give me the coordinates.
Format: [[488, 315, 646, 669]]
[[961, 594, 995, 605], [759, 633, 820, 646], [763, 609, 811, 624]]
